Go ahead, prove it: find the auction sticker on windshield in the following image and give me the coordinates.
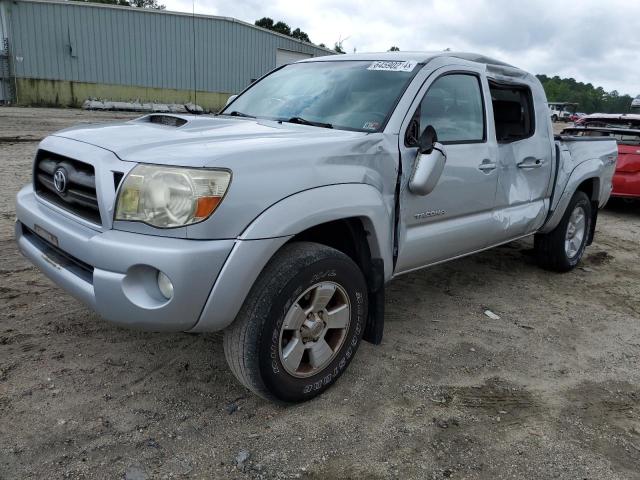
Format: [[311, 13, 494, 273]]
[[367, 60, 418, 72]]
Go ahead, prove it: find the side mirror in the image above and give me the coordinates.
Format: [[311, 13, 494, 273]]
[[225, 94, 238, 107], [409, 126, 446, 196]]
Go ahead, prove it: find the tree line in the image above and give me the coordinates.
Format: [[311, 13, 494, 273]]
[[255, 17, 347, 53], [70, 0, 165, 9], [537, 74, 634, 114]]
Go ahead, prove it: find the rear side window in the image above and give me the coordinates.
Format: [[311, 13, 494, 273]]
[[417, 74, 485, 144], [490, 83, 535, 143]]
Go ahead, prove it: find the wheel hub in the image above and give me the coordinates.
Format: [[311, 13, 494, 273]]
[[564, 205, 587, 259], [278, 282, 351, 378], [300, 315, 325, 342]]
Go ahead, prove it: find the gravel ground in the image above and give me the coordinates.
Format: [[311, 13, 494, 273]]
[[1, 107, 639, 480]]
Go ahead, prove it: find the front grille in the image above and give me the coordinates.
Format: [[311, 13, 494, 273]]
[[34, 150, 101, 224]]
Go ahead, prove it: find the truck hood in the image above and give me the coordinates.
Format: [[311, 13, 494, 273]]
[[52, 114, 367, 166], [49, 114, 399, 239]]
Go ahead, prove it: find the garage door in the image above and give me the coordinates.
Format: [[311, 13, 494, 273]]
[[276, 49, 312, 67]]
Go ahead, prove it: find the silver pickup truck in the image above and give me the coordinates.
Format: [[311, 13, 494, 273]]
[[15, 52, 617, 403]]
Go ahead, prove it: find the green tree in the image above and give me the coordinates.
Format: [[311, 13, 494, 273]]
[[129, 0, 165, 8], [292, 28, 310, 43], [255, 17, 275, 30], [70, 0, 164, 8], [537, 74, 633, 114], [255, 17, 311, 44], [272, 21, 291, 36], [388, 46, 400, 51], [334, 41, 345, 54]]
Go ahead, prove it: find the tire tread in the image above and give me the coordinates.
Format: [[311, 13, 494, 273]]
[[223, 241, 360, 402], [535, 191, 591, 272]]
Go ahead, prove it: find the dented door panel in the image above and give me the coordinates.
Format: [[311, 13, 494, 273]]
[[490, 80, 554, 241]]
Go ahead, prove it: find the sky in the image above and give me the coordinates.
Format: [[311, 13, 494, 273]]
[[162, 0, 640, 97]]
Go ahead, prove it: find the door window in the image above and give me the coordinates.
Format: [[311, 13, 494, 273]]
[[489, 83, 535, 143], [411, 74, 486, 144]]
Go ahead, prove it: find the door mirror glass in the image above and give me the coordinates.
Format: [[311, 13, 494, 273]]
[[409, 142, 447, 196], [225, 94, 238, 107], [418, 125, 438, 154]]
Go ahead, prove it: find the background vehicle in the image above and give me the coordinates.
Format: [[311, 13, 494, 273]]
[[575, 113, 640, 129], [569, 112, 586, 122], [631, 95, 640, 113], [15, 52, 618, 403], [563, 119, 640, 199], [548, 102, 578, 122]]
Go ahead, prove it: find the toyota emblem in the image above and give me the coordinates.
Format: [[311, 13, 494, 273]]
[[53, 168, 68, 194]]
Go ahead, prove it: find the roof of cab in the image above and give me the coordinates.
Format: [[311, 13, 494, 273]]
[[299, 51, 517, 69]]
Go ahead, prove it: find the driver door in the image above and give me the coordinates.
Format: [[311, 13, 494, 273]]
[[395, 68, 499, 274]]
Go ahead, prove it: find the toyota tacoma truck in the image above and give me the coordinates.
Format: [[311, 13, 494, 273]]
[[15, 52, 618, 403]]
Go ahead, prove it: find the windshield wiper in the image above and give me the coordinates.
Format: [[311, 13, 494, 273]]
[[282, 117, 333, 129], [225, 111, 255, 118]]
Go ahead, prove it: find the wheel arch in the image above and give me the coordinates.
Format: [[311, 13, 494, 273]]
[[192, 184, 393, 339], [575, 178, 600, 245], [239, 183, 394, 280], [540, 157, 604, 234], [289, 218, 378, 284], [288, 217, 386, 344], [576, 177, 601, 203]]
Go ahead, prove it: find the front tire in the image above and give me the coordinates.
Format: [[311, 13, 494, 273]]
[[535, 191, 592, 272], [223, 242, 368, 403]]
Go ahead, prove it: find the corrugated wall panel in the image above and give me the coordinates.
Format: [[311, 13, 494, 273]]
[[4, 0, 333, 94]]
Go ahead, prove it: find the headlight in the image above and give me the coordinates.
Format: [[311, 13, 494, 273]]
[[115, 165, 231, 228]]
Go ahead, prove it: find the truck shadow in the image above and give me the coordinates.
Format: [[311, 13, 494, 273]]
[[605, 197, 640, 217]]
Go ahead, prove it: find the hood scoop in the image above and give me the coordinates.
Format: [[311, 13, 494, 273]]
[[140, 114, 189, 128]]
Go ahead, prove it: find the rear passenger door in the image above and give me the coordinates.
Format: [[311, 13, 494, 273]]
[[395, 68, 499, 274], [488, 81, 554, 242]]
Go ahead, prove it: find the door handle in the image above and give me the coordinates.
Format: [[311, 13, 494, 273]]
[[478, 160, 497, 172], [517, 158, 543, 169]]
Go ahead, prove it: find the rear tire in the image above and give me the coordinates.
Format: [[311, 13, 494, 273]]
[[223, 242, 368, 403], [535, 191, 592, 272]]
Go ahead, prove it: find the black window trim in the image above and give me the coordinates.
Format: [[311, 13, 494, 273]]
[[488, 79, 536, 144], [405, 70, 488, 147]]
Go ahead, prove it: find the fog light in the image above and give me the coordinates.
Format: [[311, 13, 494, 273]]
[[157, 271, 174, 300]]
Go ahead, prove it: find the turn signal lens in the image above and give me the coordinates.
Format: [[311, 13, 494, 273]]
[[114, 165, 231, 228], [194, 196, 222, 220]]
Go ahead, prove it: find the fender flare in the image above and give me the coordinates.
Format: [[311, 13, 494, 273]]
[[239, 183, 394, 279], [540, 158, 603, 234], [190, 184, 394, 332]]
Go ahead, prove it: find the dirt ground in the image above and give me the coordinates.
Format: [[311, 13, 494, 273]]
[[1, 107, 639, 480]]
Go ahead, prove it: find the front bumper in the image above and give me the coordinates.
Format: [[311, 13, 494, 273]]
[[16, 184, 235, 331]]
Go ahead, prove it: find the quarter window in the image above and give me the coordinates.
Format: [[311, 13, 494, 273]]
[[417, 74, 485, 143]]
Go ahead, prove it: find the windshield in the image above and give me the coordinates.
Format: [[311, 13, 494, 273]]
[[220, 60, 420, 132]]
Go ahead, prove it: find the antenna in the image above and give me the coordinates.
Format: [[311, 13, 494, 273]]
[[192, 0, 197, 109]]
